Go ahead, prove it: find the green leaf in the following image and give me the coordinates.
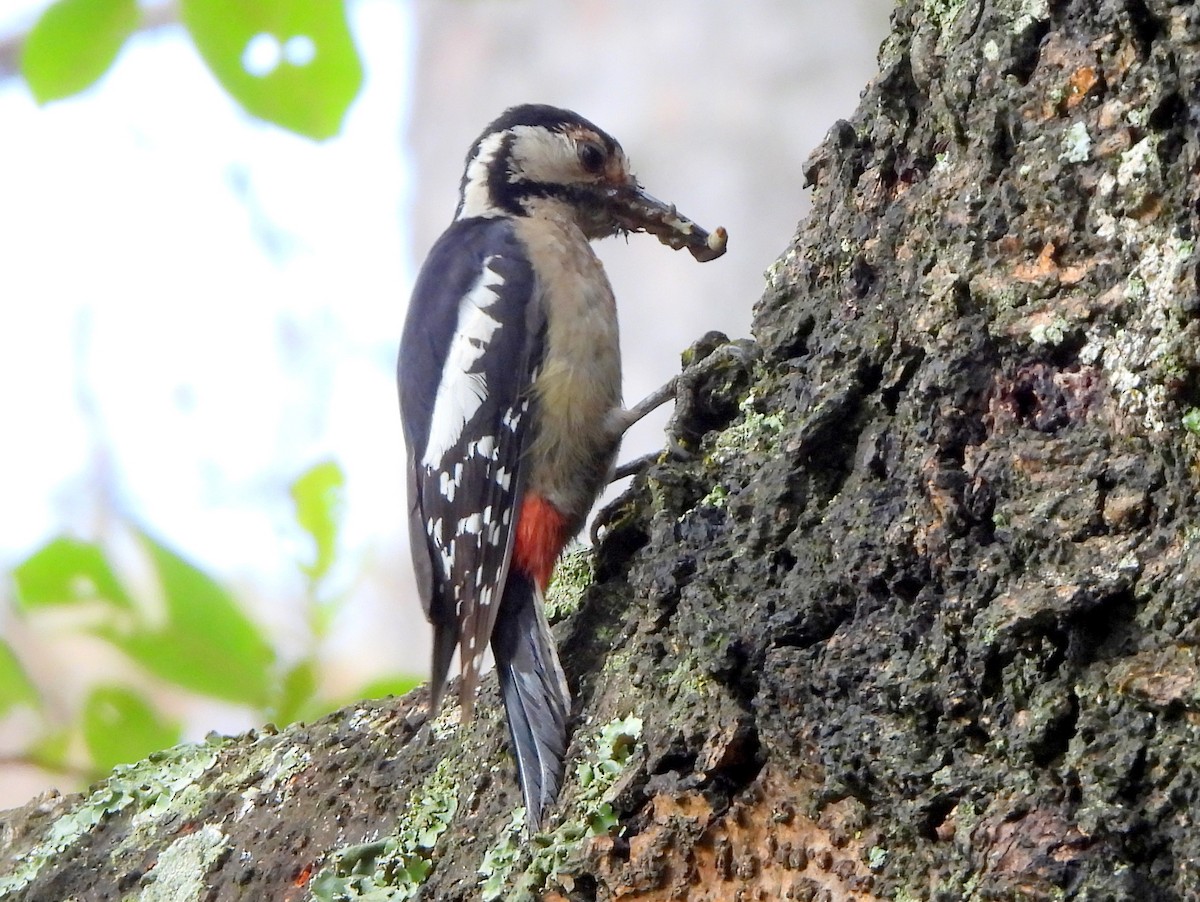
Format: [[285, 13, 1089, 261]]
[[354, 674, 423, 703], [12, 536, 133, 611], [27, 728, 71, 775], [21, 0, 139, 103], [180, 0, 363, 140], [97, 531, 276, 707], [290, 460, 345, 585], [0, 640, 40, 715], [82, 685, 180, 772], [272, 659, 317, 725]]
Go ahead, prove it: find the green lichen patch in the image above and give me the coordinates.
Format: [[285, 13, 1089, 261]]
[[925, 0, 968, 35], [1079, 228, 1195, 432], [693, 482, 730, 512], [1029, 315, 1071, 347], [545, 545, 594, 621], [229, 739, 310, 822], [1060, 121, 1092, 163], [426, 698, 463, 741], [572, 715, 643, 836], [477, 715, 643, 901], [310, 754, 459, 901], [664, 652, 720, 705], [1117, 136, 1159, 188], [477, 807, 526, 901], [130, 824, 229, 901], [706, 391, 785, 467], [0, 739, 219, 898], [1182, 408, 1200, 436]]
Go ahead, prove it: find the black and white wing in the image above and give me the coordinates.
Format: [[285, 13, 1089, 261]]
[[398, 217, 544, 719]]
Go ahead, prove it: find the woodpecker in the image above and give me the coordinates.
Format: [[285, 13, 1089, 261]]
[[398, 104, 726, 828]]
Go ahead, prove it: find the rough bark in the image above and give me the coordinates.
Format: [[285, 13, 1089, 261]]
[[5, 0, 1200, 898]]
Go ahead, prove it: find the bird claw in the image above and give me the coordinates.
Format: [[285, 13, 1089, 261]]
[[663, 336, 760, 451], [612, 451, 662, 481], [609, 335, 760, 482]]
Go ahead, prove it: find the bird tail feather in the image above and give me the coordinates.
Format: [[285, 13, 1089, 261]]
[[427, 618, 458, 716], [491, 571, 570, 830]]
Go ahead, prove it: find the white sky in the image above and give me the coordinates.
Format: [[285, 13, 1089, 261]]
[[0, 1, 414, 596]]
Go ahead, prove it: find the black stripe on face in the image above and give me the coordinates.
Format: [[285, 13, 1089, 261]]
[[487, 133, 523, 216], [484, 131, 615, 219]]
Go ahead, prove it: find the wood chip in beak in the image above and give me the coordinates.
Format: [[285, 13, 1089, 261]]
[[604, 185, 728, 262]]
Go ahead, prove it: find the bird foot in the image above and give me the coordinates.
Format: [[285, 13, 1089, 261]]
[[610, 333, 759, 482]]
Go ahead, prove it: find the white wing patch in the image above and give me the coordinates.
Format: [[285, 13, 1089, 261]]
[[438, 468, 460, 503], [422, 259, 506, 468], [501, 400, 527, 432]]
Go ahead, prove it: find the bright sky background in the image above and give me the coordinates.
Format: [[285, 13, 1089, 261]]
[[0, 0, 414, 606]]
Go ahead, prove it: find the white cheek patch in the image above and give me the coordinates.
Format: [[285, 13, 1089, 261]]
[[422, 259, 505, 468], [507, 126, 579, 184]]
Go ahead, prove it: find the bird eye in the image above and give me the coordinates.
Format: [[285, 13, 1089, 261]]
[[577, 141, 606, 174]]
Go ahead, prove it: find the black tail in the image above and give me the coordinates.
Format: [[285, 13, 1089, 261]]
[[491, 570, 570, 830], [426, 614, 458, 716]]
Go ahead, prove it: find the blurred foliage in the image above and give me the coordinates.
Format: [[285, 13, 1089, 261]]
[[3, 461, 421, 785], [9, 2, 390, 789], [291, 461, 345, 606], [0, 643, 39, 718], [20, 0, 139, 103], [20, 0, 363, 139]]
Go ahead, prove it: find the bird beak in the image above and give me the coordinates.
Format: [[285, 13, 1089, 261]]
[[604, 184, 728, 262]]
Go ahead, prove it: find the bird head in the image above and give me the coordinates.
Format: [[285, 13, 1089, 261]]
[[455, 104, 726, 262]]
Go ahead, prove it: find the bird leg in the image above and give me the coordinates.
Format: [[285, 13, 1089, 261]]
[[609, 335, 759, 482], [612, 450, 662, 482], [590, 337, 757, 547]]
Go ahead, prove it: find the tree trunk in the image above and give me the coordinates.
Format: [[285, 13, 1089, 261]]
[[5, 0, 1200, 898]]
